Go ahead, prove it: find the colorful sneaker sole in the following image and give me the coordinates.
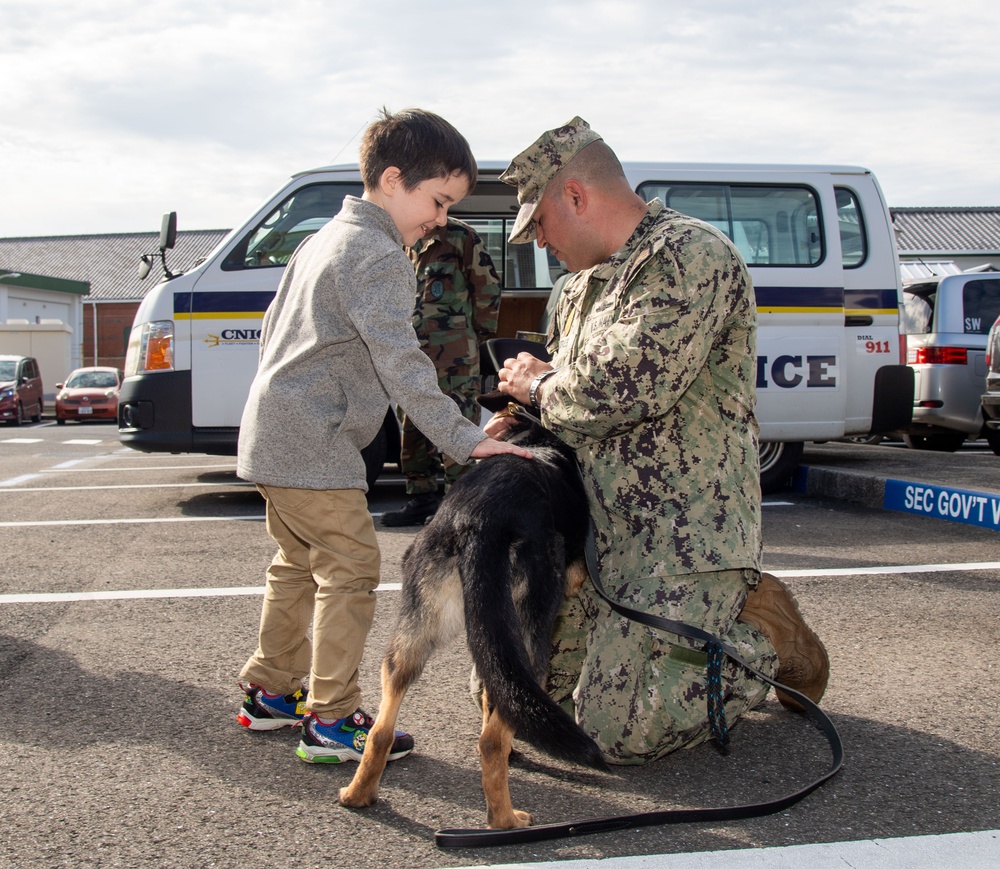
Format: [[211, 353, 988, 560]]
[[294, 739, 413, 764], [237, 708, 302, 731]]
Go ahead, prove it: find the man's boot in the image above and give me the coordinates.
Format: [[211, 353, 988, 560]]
[[738, 573, 830, 712], [380, 492, 440, 527]]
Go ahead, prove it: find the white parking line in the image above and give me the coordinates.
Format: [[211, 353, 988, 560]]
[[45, 463, 236, 473], [1, 564, 995, 605], [0, 583, 403, 604], [0, 515, 263, 528], [0, 474, 43, 487], [0, 481, 255, 493]]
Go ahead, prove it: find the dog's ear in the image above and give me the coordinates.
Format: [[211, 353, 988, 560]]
[[477, 390, 513, 413]]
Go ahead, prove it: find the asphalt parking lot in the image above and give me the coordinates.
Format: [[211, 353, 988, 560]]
[[0, 423, 998, 868]]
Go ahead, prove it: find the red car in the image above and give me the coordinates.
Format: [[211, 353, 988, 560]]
[[55, 367, 123, 424]]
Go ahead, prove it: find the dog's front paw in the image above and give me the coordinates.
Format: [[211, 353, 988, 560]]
[[339, 784, 378, 808]]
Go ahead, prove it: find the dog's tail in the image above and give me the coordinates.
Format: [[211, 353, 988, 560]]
[[460, 548, 607, 771]]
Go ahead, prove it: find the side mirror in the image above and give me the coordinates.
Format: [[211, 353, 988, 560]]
[[160, 212, 177, 251], [138, 255, 153, 280]]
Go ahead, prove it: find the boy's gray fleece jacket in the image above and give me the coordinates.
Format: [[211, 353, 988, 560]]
[[237, 196, 486, 491]]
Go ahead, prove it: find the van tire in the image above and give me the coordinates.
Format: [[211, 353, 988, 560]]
[[983, 426, 1000, 457], [759, 440, 803, 494], [361, 424, 388, 489], [902, 432, 966, 452]]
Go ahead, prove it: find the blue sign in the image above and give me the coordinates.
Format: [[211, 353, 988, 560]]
[[884, 479, 1000, 532]]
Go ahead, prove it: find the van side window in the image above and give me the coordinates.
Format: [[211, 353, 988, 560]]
[[835, 187, 868, 268], [222, 183, 363, 271], [458, 217, 564, 290], [636, 182, 821, 266], [962, 279, 1000, 334]]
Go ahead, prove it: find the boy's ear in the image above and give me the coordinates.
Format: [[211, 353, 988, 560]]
[[379, 166, 404, 195]]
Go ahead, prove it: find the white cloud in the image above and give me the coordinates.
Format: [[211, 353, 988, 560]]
[[1, 0, 998, 236]]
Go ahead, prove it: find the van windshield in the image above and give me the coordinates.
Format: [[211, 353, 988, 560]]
[[223, 183, 363, 270], [0, 361, 15, 381]]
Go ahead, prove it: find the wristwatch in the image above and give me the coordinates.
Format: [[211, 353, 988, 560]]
[[528, 368, 559, 410]]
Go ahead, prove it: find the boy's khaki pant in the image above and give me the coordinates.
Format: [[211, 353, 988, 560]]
[[239, 485, 380, 720]]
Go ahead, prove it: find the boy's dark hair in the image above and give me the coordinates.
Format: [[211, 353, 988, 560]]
[[359, 107, 477, 193]]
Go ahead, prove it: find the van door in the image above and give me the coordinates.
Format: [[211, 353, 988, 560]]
[[184, 179, 362, 428], [834, 173, 906, 436]]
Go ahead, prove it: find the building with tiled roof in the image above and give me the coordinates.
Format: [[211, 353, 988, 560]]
[[891, 207, 1000, 279], [0, 230, 229, 369]]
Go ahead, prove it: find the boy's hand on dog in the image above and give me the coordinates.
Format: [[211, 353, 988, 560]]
[[497, 353, 552, 405], [471, 436, 534, 460]]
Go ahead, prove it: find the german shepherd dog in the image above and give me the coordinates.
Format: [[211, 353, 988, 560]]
[[339, 409, 607, 829]]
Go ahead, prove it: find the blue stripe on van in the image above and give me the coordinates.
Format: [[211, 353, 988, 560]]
[[754, 286, 843, 310], [174, 291, 276, 316], [844, 288, 900, 310]]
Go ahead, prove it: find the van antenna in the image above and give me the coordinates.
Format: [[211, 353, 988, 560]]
[[328, 120, 368, 165]]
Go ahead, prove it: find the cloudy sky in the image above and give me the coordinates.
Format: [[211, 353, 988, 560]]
[[2, 0, 998, 238]]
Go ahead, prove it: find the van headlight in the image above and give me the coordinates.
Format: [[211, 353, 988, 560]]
[[125, 320, 174, 376]]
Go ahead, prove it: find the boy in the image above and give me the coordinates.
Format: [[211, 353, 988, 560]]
[[236, 108, 531, 764]]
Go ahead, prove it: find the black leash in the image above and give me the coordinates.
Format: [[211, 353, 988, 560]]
[[436, 399, 843, 849]]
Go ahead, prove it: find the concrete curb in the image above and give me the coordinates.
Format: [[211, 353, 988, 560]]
[[794, 463, 1000, 532]]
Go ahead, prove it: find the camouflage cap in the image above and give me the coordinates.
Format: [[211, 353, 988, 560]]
[[500, 116, 603, 244]]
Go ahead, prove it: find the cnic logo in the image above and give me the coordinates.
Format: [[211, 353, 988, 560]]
[[204, 329, 262, 348]]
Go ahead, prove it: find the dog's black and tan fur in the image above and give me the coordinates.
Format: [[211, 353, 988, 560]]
[[339, 414, 606, 829]]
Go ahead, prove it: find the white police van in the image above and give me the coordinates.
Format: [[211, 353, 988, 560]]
[[119, 162, 912, 493]]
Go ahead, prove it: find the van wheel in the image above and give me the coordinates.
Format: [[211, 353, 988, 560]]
[[361, 424, 388, 490], [903, 432, 966, 452], [983, 427, 1000, 457], [759, 441, 803, 494], [11, 402, 24, 426]]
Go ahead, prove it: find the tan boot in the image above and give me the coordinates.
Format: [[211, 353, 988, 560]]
[[738, 573, 830, 712]]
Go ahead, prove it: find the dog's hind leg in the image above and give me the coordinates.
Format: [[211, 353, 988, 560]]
[[478, 687, 532, 829]]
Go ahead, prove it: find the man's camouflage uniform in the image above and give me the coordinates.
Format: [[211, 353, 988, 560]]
[[398, 218, 501, 494], [537, 200, 778, 763]]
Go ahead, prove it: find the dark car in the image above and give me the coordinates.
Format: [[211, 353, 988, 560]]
[[55, 367, 123, 424], [0, 354, 44, 425]]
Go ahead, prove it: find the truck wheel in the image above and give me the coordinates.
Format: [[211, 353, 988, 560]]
[[361, 424, 388, 490], [983, 426, 1000, 457], [902, 432, 966, 452], [759, 441, 803, 494]]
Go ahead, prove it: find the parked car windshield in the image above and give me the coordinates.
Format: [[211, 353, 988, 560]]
[[66, 370, 118, 389], [0, 360, 16, 380]]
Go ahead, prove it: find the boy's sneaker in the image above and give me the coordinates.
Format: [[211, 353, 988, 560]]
[[237, 683, 308, 730], [295, 709, 414, 764]]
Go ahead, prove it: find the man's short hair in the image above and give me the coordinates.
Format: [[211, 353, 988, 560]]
[[359, 107, 477, 193]]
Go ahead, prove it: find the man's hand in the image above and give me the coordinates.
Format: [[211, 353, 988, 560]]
[[497, 352, 552, 404]]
